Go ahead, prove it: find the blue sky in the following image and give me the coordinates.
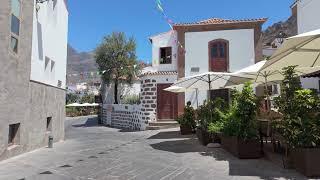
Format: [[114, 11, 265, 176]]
[[68, 0, 294, 62]]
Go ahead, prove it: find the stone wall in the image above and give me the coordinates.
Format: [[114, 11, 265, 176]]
[[140, 72, 178, 121], [102, 104, 147, 131], [140, 78, 157, 123]]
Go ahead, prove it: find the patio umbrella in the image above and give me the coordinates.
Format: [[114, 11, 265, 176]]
[[66, 103, 82, 107], [166, 72, 253, 108], [261, 29, 320, 72], [227, 61, 320, 110], [164, 86, 200, 108], [173, 72, 253, 91], [229, 60, 320, 85]]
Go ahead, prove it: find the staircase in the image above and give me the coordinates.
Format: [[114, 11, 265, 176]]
[[146, 120, 179, 130]]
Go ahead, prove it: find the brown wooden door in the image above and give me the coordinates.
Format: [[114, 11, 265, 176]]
[[157, 84, 178, 120], [209, 39, 229, 72]]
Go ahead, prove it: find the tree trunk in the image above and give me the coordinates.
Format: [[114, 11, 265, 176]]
[[114, 80, 119, 104]]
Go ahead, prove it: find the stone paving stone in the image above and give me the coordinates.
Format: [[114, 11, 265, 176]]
[[0, 116, 307, 180]]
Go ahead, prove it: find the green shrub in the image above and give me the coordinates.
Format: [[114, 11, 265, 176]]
[[176, 101, 196, 129], [80, 93, 95, 103], [274, 66, 320, 148], [66, 93, 80, 104], [122, 94, 140, 105], [211, 82, 258, 140], [197, 98, 227, 131]]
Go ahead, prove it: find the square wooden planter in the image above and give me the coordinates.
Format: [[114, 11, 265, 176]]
[[180, 126, 193, 135], [292, 148, 320, 177], [221, 136, 262, 159], [196, 128, 213, 146]]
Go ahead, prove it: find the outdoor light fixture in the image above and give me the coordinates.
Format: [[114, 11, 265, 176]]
[[36, 0, 52, 3], [36, 0, 53, 12]]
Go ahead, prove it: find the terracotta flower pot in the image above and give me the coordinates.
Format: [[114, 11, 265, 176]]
[[221, 136, 262, 159], [196, 128, 213, 146], [292, 148, 320, 177], [180, 126, 193, 135]]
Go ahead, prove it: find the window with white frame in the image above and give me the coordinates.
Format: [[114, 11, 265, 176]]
[[10, 0, 21, 53]]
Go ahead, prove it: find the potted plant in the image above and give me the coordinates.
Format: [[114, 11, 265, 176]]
[[196, 98, 227, 146], [274, 66, 320, 177], [217, 82, 262, 159], [176, 101, 196, 135], [196, 100, 215, 146]]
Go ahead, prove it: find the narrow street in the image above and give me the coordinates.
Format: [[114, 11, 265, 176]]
[[0, 116, 305, 180]]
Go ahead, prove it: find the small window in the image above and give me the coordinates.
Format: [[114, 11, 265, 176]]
[[273, 84, 279, 94], [191, 67, 200, 73], [210, 42, 226, 59], [46, 117, 52, 132], [11, 15, 20, 35], [58, 80, 62, 88], [219, 44, 226, 57], [45, 57, 50, 70], [10, 0, 21, 54], [211, 44, 218, 58], [8, 123, 20, 146], [160, 47, 172, 64], [53, 0, 57, 9], [10, 36, 18, 53], [11, 0, 21, 17], [51, 60, 55, 72]]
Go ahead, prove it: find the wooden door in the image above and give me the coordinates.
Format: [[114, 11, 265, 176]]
[[157, 84, 178, 120], [209, 39, 229, 72]]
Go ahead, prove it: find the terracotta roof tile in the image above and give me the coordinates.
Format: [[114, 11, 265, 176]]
[[142, 71, 178, 76], [174, 17, 267, 26]]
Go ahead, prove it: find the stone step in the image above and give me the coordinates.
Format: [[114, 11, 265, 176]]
[[146, 121, 180, 130], [146, 125, 177, 130], [149, 121, 179, 126]]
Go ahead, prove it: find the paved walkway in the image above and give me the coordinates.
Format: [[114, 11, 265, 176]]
[[0, 116, 307, 180]]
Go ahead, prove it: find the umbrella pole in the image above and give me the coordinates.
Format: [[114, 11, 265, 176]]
[[196, 88, 199, 109], [264, 75, 271, 112]]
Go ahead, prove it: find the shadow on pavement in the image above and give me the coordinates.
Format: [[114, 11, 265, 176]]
[[150, 133, 306, 180], [148, 131, 194, 139], [72, 117, 100, 128]]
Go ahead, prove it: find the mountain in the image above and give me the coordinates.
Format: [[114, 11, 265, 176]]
[[66, 45, 100, 85], [262, 15, 297, 45]]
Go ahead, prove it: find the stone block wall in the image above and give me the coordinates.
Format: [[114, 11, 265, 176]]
[[102, 104, 147, 131], [140, 78, 158, 122], [140, 73, 178, 122]]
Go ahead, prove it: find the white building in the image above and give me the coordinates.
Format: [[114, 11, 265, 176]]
[[0, 0, 68, 161], [141, 18, 267, 120], [292, 0, 320, 92], [31, 0, 68, 88]]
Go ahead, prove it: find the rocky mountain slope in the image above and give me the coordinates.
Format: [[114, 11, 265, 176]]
[[66, 45, 99, 85], [262, 15, 297, 44]]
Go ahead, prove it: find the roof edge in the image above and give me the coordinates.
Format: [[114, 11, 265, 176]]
[[173, 18, 268, 27]]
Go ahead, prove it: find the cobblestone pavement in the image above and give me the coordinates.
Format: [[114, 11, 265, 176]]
[[0, 116, 308, 180]]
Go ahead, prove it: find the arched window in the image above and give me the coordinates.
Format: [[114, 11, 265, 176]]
[[208, 39, 229, 72]]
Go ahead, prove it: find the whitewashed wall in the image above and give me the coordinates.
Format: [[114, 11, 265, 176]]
[[150, 31, 178, 72], [184, 29, 256, 107], [103, 80, 141, 104], [301, 77, 320, 91], [30, 0, 68, 88], [297, 0, 320, 34], [297, 0, 320, 92], [102, 104, 147, 131]]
